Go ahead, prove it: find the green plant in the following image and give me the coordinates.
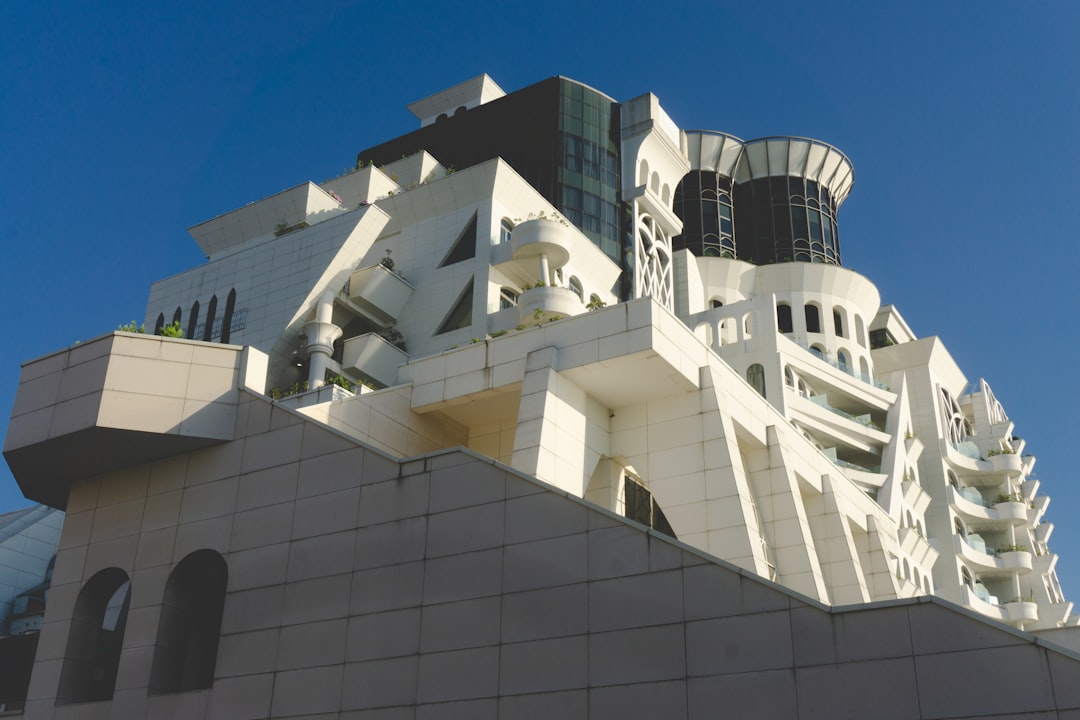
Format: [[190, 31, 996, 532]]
[[515, 324, 526, 331], [533, 308, 545, 320], [586, 294, 606, 311], [995, 544, 1029, 556], [993, 492, 1021, 505], [326, 374, 354, 392], [549, 315, 564, 322], [470, 337, 483, 344], [904, 430, 916, 440], [379, 249, 396, 272], [159, 320, 184, 338], [490, 329, 508, 338], [118, 321, 145, 333]]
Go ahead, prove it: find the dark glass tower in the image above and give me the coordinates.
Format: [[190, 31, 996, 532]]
[[356, 77, 628, 292], [674, 135, 854, 266]]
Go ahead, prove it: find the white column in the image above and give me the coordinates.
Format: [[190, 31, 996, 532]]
[[303, 292, 342, 388]]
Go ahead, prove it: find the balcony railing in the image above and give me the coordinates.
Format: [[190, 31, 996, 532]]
[[796, 342, 890, 391], [808, 395, 881, 430]]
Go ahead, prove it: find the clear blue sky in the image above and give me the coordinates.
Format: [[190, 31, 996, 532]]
[[2, 2, 1078, 593]]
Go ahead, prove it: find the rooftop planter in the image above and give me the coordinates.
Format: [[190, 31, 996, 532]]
[[348, 264, 415, 323], [342, 332, 408, 388], [517, 285, 582, 323]]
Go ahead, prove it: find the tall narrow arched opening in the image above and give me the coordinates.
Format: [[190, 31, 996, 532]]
[[220, 289, 236, 344], [150, 550, 228, 693], [57, 568, 131, 704]]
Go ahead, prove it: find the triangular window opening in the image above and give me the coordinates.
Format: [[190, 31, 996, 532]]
[[439, 214, 477, 267], [435, 280, 474, 335]]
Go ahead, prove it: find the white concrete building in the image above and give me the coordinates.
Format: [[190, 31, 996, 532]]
[[3, 74, 1079, 718]]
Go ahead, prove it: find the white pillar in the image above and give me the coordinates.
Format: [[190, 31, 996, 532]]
[[302, 292, 342, 388], [538, 253, 550, 285]]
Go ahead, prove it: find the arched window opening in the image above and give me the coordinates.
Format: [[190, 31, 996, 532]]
[[499, 287, 519, 311], [776, 303, 793, 333], [859, 356, 870, 379], [568, 276, 583, 301], [710, 297, 724, 309], [902, 559, 910, 580], [220, 289, 236, 344], [150, 550, 228, 693], [798, 379, 808, 397], [804, 304, 821, 333], [186, 301, 200, 340], [154, 313, 165, 335], [171, 307, 182, 326], [837, 349, 850, 370], [746, 363, 766, 398], [203, 295, 218, 342], [954, 518, 966, 537], [833, 308, 845, 337], [57, 568, 131, 704], [961, 567, 973, 589], [809, 344, 825, 358], [784, 366, 795, 388], [499, 218, 514, 245], [855, 315, 866, 347], [623, 476, 675, 539], [947, 470, 959, 489], [743, 314, 752, 338]]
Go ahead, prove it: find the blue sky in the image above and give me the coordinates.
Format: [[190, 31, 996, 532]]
[[2, 2, 1078, 594]]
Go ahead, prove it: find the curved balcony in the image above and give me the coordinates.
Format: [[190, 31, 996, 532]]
[[961, 585, 1007, 622], [948, 487, 1028, 530], [510, 218, 573, 269], [1005, 600, 1038, 624], [988, 452, 1023, 478], [954, 535, 1032, 576], [517, 285, 583, 323]]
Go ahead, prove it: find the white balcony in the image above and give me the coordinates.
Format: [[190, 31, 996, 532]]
[[988, 452, 1023, 477], [348, 264, 415, 323], [1005, 600, 1038, 624], [342, 333, 408, 388], [517, 286, 583, 323]]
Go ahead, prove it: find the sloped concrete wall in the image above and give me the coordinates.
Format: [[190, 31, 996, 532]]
[[21, 392, 1080, 719]]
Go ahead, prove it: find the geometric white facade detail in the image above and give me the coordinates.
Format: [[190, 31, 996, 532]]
[[5, 73, 1080, 716]]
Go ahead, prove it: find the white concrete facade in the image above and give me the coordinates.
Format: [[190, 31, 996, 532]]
[[4, 74, 1080, 717]]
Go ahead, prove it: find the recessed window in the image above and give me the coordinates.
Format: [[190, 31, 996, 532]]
[[203, 295, 218, 342], [436, 280, 474, 334], [440, 214, 477, 267], [499, 287, 519, 310], [805, 304, 821, 333], [747, 363, 766, 398], [777, 303, 793, 333], [150, 550, 227, 694], [220, 289, 236, 344], [57, 569, 131, 704], [499, 218, 514, 244], [187, 301, 200, 340], [568, 276, 583, 301], [623, 477, 675, 538], [833, 309, 845, 337]]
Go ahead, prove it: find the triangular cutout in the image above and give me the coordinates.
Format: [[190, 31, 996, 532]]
[[439, 213, 477, 267], [435, 279, 474, 334]]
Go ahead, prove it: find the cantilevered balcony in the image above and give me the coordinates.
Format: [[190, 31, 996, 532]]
[[4, 333, 260, 508], [948, 486, 1028, 529], [954, 534, 1032, 576], [342, 333, 408, 388], [348, 264, 415, 324]]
